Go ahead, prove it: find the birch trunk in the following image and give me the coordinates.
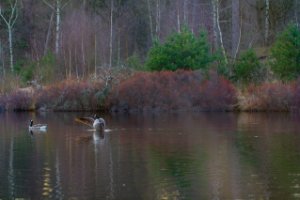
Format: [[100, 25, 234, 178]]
[[8, 27, 14, 73], [44, 11, 54, 56], [155, 0, 161, 37], [231, 0, 240, 58], [81, 35, 86, 77], [42, 0, 69, 56], [295, 0, 299, 27], [0, 0, 18, 73], [0, 40, 4, 77], [212, 0, 218, 50], [213, 0, 228, 64], [183, 0, 188, 24], [265, 0, 270, 45], [146, 0, 154, 41], [177, 0, 181, 33], [109, 0, 114, 69], [55, 0, 61, 55]]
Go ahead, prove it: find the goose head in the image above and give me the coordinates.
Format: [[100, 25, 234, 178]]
[[29, 120, 34, 127]]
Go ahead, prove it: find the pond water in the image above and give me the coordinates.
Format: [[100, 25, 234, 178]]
[[0, 112, 300, 199]]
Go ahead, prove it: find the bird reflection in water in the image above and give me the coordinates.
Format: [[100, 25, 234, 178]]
[[92, 130, 105, 144], [75, 130, 105, 144]]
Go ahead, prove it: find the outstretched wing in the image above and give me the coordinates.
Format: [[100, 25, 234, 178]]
[[75, 117, 94, 128]]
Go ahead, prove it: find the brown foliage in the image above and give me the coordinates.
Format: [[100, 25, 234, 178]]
[[291, 78, 300, 112], [239, 82, 294, 111], [6, 91, 34, 111], [35, 80, 106, 111], [108, 70, 237, 113]]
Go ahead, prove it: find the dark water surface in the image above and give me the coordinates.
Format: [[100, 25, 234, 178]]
[[1, 112, 300, 199]]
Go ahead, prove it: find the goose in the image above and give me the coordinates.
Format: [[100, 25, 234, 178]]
[[75, 114, 106, 131], [93, 114, 106, 131], [29, 120, 47, 132]]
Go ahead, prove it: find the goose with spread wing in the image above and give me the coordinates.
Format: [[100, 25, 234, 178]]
[[75, 114, 106, 131]]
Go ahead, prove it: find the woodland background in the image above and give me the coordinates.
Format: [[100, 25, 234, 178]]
[[0, 0, 299, 112]]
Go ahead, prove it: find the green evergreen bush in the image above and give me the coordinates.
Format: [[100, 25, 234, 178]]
[[145, 27, 214, 71], [270, 24, 300, 81], [233, 49, 262, 84]]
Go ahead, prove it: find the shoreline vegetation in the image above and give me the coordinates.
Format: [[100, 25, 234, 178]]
[[0, 23, 299, 113], [1, 70, 300, 113]]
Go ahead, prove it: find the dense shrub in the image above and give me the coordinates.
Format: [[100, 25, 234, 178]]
[[145, 27, 214, 71], [6, 91, 34, 111], [0, 95, 6, 111], [239, 82, 294, 111], [198, 72, 237, 111], [291, 78, 300, 111], [35, 80, 106, 111], [233, 49, 264, 84], [270, 24, 300, 81], [108, 70, 237, 112]]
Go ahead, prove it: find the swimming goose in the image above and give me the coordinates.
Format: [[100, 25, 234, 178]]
[[75, 114, 106, 131], [29, 120, 47, 131]]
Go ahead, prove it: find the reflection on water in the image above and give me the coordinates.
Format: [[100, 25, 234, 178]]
[[0, 112, 300, 199]]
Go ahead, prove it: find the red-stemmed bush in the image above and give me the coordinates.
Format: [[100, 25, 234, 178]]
[[35, 80, 106, 111], [6, 91, 34, 111], [108, 70, 237, 113], [291, 78, 300, 112], [198, 72, 237, 111]]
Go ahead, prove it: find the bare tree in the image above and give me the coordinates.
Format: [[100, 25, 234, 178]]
[[212, 0, 228, 64], [44, 11, 54, 56], [231, 0, 240, 59], [265, 0, 270, 45], [177, 0, 181, 33], [42, 0, 70, 55], [0, 39, 5, 77], [295, 0, 299, 27], [0, 0, 18, 73], [183, 0, 188, 24], [109, 0, 114, 68], [146, 0, 154, 41], [155, 0, 161, 37]]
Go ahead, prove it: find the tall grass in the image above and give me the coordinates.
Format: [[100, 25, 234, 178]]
[[238, 82, 294, 111]]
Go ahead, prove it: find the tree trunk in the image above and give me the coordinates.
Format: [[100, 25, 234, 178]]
[[8, 26, 14, 73], [155, 0, 161, 37], [295, 0, 299, 27], [44, 11, 54, 56], [231, 0, 240, 58], [43, 0, 69, 56], [177, 0, 181, 33], [109, 0, 114, 68], [265, 0, 270, 45], [213, 0, 228, 64], [55, 0, 61, 55], [212, 0, 218, 50], [0, 40, 5, 77], [146, 0, 154, 41], [81, 35, 86, 77], [183, 0, 188, 24], [0, 0, 18, 73]]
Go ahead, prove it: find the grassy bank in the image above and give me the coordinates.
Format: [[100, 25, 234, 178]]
[[1, 70, 300, 113]]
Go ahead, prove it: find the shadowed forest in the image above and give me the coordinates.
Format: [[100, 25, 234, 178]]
[[0, 0, 299, 112]]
